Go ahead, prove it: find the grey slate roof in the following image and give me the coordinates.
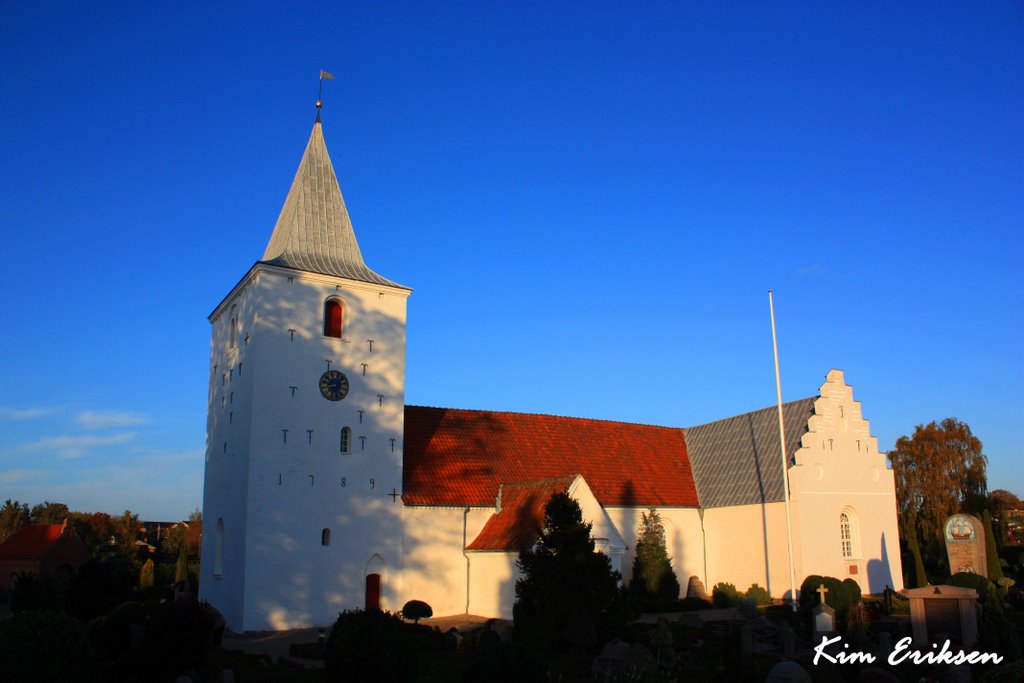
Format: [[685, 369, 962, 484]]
[[261, 122, 406, 288], [684, 397, 816, 508]]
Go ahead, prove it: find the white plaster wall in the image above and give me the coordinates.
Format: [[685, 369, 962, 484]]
[[400, 506, 494, 618], [467, 552, 520, 619], [702, 502, 796, 598], [200, 271, 258, 630], [788, 370, 903, 594], [203, 265, 410, 631], [605, 507, 705, 591]]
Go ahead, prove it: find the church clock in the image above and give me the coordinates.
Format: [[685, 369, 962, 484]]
[[319, 370, 350, 401]]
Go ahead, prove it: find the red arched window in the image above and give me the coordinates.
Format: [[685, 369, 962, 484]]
[[324, 299, 343, 338]]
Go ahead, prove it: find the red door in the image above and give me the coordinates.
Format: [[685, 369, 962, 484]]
[[365, 573, 381, 610]]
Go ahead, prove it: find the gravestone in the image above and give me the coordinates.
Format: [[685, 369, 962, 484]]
[[812, 602, 835, 637], [904, 584, 979, 648], [943, 513, 987, 577], [686, 575, 708, 600]]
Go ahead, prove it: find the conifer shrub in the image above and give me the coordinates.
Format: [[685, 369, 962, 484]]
[[711, 582, 740, 607], [514, 492, 627, 652], [139, 558, 154, 589], [631, 509, 681, 601]]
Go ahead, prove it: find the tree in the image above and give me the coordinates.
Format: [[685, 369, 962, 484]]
[[889, 418, 987, 565], [631, 508, 680, 601], [986, 489, 1023, 548], [139, 558, 155, 589], [981, 510, 1005, 582], [514, 493, 625, 650], [70, 511, 115, 555], [30, 501, 70, 525], [0, 500, 31, 544]]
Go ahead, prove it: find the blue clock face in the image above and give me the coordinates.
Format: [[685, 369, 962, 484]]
[[319, 370, 349, 401]]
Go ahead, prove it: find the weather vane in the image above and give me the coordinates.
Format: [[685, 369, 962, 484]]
[[316, 69, 335, 120]]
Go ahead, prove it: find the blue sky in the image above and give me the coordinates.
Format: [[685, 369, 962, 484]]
[[1, 2, 1021, 520]]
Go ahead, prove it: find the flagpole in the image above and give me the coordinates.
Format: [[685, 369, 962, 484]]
[[769, 290, 798, 612]]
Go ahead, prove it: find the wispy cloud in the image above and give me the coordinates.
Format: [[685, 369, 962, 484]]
[[797, 264, 825, 276], [0, 469, 46, 485], [0, 406, 60, 421], [75, 411, 149, 429], [25, 432, 138, 458]]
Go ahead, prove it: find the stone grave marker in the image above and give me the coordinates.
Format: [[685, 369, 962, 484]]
[[904, 584, 979, 649], [811, 583, 836, 639], [943, 513, 987, 577], [812, 602, 835, 637], [686, 575, 708, 600]]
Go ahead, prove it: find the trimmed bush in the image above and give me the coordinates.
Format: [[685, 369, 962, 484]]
[[326, 609, 422, 681], [799, 575, 861, 626], [744, 583, 771, 605], [679, 596, 712, 611], [711, 582, 740, 607], [402, 599, 433, 622]]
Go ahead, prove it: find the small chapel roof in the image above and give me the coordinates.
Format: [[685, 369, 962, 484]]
[[0, 522, 67, 560], [402, 406, 699, 508], [260, 121, 406, 288], [466, 476, 577, 551], [684, 397, 817, 508]]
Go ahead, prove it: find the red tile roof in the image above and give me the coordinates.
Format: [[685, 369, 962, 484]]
[[467, 477, 575, 551], [0, 523, 65, 559], [403, 406, 699, 507]]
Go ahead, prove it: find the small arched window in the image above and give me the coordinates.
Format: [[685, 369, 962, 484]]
[[229, 305, 238, 348], [340, 426, 352, 453], [324, 299, 343, 338], [322, 528, 331, 546], [215, 518, 224, 577]]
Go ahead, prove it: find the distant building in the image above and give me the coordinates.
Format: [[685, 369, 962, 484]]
[[0, 519, 90, 591], [200, 119, 903, 631]]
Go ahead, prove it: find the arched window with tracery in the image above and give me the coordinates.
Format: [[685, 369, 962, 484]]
[[839, 510, 860, 559], [324, 299, 343, 338]]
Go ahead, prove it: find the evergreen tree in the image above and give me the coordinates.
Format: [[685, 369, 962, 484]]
[[982, 509, 1005, 582], [514, 493, 625, 650], [139, 558, 154, 589], [904, 513, 929, 588], [631, 508, 680, 600]]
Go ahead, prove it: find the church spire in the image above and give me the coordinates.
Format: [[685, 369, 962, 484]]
[[261, 122, 404, 288]]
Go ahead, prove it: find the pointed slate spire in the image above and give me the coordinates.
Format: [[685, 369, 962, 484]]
[[261, 122, 404, 288]]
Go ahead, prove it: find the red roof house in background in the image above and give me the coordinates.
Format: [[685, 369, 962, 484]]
[[0, 520, 90, 591]]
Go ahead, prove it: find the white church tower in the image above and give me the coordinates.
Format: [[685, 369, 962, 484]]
[[200, 116, 411, 631]]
